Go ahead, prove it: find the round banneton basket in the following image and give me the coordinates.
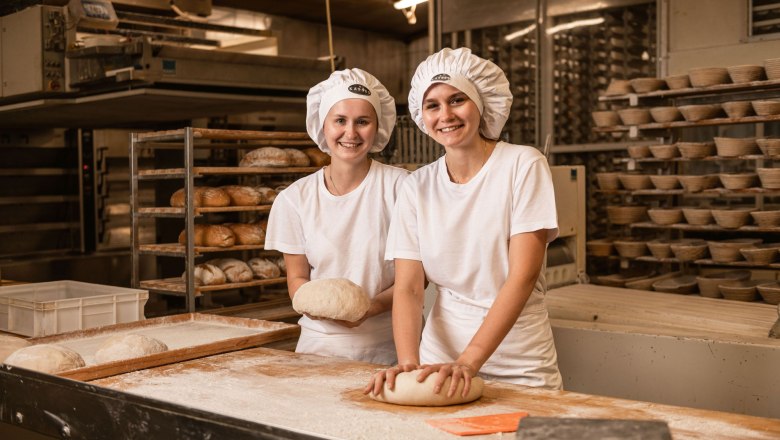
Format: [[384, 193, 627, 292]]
[[649, 174, 680, 190], [727, 64, 765, 83], [719, 280, 762, 302], [614, 239, 648, 258], [646, 239, 674, 259], [765, 57, 780, 80], [707, 238, 762, 262], [682, 207, 714, 225], [721, 101, 755, 119], [649, 106, 683, 123], [678, 104, 723, 122], [618, 108, 653, 125], [647, 208, 683, 225], [606, 205, 648, 225], [688, 66, 730, 87], [711, 208, 753, 229], [696, 270, 751, 298], [678, 175, 719, 193], [740, 244, 779, 265], [629, 77, 666, 93], [751, 100, 780, 117], [627, 144, 652, 159], [664, 74, 691, 90], [670, 240, 709, 261], [757, 168, 780, 189], [653, 275, 699, 294], [750, 210, 780, 227], [592, 110, 621, 127], [649, 144, 679, 160], [713, 137, 759, 157], [618, 173, 653, 190], [757, 281, 780, 305], [596, 172, 622, 190], [757, 138, 780, 157], [587, 239, 614, 257], [718, 173, 758, 190], [605, 79, 633, 96], [677, 142, 715, 159]]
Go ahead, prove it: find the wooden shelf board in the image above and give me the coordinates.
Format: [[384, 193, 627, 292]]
[[137, 166, 319, 179], [137, 205, 272, 217], [630, 221, 780, 232], [138, 243, 267, 256], [598, 78, 780, 102], [594, 114, 780, 133], [135, 128, 312, 142], [140, 277, 287, 295]]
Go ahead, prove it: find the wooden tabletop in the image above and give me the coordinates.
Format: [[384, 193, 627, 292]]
[[91, 347, 780, 440]]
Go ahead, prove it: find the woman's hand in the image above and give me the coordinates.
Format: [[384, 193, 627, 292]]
[[417, 362, 479, 398], [363, 363, 420, 396]]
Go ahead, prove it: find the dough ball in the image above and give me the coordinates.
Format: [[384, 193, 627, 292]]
[[369, 370, 484, 406], [0, 335, 30, 363], [247, 257, 281, 279], [292, 278, 370, 322], [94, 334, 168, 364], [5, 344, 85, 374]]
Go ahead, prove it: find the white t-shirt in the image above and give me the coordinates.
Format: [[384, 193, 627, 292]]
[[385, 142, 559, 309], [265, 160, 409, 335]]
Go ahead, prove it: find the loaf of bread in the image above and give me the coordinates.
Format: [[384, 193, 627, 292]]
[[248, 258, 281, 279], [286, 148, 311, 167], [274, 256, 287, 275], [184, 263, 226, 286], [170, 187, 205, 207], [208, 258, 253, 283], [255, 187, 277, 204], [177, 224, 209, 246], [204, 225, 235, 247], [220, 185, 262, 206], [170, 187, 230, 208], [239, 147, 290, 167], [251, 218, 269, 231], [225, 223, 265, 245], [303, 147, 331, 167]]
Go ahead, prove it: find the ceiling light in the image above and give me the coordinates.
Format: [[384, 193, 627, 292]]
[[504, 24, 537, 42], [546, 17, 605, 35], [393, 0, 428, 10]]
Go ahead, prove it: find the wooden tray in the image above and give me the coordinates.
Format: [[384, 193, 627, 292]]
[[29, 313, 299, 381]]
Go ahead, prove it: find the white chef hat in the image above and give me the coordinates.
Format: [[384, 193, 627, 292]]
[[306, 68, 396, 154], [408, 47, 512, 140]]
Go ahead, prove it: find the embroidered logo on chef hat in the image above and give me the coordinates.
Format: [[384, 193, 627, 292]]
[[347, 84, 371, 96], [431, 73, 451, 81]]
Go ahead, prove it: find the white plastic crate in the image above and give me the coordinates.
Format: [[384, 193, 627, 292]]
[[0, 281, 148, 337]]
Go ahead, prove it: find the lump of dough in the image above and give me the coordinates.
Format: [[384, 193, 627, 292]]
[[292, 278, 370, 322], [369, 370, 484, 406], [4, 344, 85, 374], [94, 334, 168, 364]]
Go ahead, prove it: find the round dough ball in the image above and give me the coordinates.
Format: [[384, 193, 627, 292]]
[[292, 278, 369, 322], [0, 335, 30, 363], [5, 344, 85, 374], [94, 334, 168, 364], [369, 370, 484, 406]]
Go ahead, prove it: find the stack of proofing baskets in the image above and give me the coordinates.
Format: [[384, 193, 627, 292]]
[[0, 281, 148, 337]]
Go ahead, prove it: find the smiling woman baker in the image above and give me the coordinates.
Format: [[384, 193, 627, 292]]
[[265, 69, 409, 364], [366, 48, 562, 398]]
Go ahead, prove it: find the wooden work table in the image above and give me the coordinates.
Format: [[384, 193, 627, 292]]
[[90, 346, 780, 440]]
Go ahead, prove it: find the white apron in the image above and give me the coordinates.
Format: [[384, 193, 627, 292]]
[[420, 288, 562, 390], [296, 325, 397, 365]]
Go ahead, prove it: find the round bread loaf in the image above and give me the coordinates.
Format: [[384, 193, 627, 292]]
[[303, 147, 331, 167], [200, 187, 230, 207], [203, 225, 235, 247], [170, 187, 207, 207], [274, 256, 287, 275], [220, 185, 262, 206], [240, 147, 290, 167], [292, 278, 370, 322], [208, 258, 254, 283], [248, 257, 281, 279], [178, 224, 209, 246], [185, 263, 226, 286], [5, 344, 85, 374], [94, 334, 168, 364], [225, 223, 265, 245], [286, 148, 311, 167], [255, 187, 277, 204]]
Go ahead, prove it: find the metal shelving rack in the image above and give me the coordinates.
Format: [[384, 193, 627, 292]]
[[130, 127, 318, 312]]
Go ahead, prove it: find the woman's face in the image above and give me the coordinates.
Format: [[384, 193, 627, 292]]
[[421, 83, 481, 150], [323, 98, 378, 164]]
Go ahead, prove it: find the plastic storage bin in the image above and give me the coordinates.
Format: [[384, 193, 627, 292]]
[[0, 281, 148, 337]]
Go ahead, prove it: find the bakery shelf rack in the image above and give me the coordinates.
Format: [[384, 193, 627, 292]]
[[130, 127, 317, 312]]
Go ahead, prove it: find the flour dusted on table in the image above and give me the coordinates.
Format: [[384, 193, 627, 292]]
[[94, 334, 168, 364], [5, 344, 85, 373], [292, 278, 370, 322]]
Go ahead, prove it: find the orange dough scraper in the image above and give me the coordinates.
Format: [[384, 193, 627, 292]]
[[426, 411, 529, 436]]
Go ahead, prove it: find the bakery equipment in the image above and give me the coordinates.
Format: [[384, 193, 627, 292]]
[[547, 165, 586, 287]]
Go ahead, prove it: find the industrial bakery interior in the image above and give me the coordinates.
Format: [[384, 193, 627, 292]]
[[1, 0, 779, 438]]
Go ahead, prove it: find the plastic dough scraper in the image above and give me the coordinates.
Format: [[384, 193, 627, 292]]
[[426, 411, 529, 436]]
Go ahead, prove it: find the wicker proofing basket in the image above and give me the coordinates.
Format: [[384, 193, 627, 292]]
[[711, 208, 753, 229], [649, 174, 680, 190], [722, 101, 755, 119], [649, 106, 683, 123], [592, 110, 621, 127], [750, 210, 780, 227], [618, 108, 653, 125], [714, 137, 759, 157], [727, 64, 765, 83], [587, 239, 614, 257], [646, 239, 673, 259], [605, 79, 633, 96], [677, 142, 715, 159], [678, 175, 718, 193], [649, 144, 680, 159], [664, 74, 691, 90], [596, 172, 622, 190], [678, 104, 723, 122], [682, 207, 714, 225], [707, 238, 762, 262], [618, 173, 653, 190], [757, 281, 780, 305], [607, 205, 648, 225], [719, 173, 758, 190], [740, 244, 779, 265], [627, 145, 652, 159], [719, 281, 762, 302], [629, 77, 667, 93], [696, 270, 751, 298], [614, 240, 649, 258], [653, 275, 699, 294], [757, 168, 780, 189], [688, 66, 731, 87], [647, 208, 683, 225], [751, 100, 780, 116], [765, 57, 780, 80], [670, 240, 709, 261], [757, 138, 780, 157]]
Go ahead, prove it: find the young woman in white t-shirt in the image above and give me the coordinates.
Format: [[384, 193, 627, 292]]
[[265, 69, 408, 364], [365, 48, 562, 397]]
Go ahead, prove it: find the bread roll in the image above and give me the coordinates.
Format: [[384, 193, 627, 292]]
[[184, 263, 226, 286], [303, 147, 331, 167], [170, 187, 206, 207], [204, 225, 235, 247], [225, 223, 265, 245], [201, 187, 230, 207], [255, 187, 277, 204], [286, 148, 311, 167], [208, 258, 253, 283], [178, 224, 209, 246], [220, 185, 262, 206], [240, 147, 290, 167], [248, 258, 281, 279]]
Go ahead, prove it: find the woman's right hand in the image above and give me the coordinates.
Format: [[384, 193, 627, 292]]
[[363, 363, 419, 396]]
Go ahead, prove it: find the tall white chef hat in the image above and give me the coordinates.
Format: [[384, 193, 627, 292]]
[[408, 47, 512, 140], [306, 68, 396, 154]]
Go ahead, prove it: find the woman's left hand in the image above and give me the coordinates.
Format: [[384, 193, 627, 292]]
[[417, 362, 479, 398]]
